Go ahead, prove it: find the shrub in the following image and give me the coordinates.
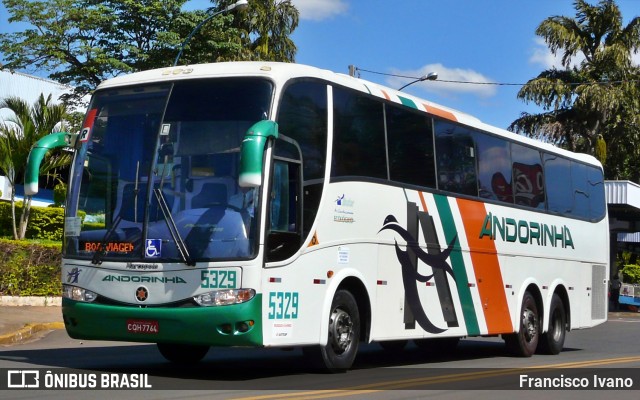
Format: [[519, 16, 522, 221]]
[[0, 239, 62, 296], [621, 264, 640, 285], [0, 201, 68, 241]]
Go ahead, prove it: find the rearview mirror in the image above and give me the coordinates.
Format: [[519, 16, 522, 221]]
[[239, 120, 278, 187]]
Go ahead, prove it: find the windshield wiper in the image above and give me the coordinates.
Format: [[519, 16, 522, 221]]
[[154, 188, 195, 266], [91, 215, 123, 265]]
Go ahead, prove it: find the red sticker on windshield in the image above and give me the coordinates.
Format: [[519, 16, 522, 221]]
[[79, 108, 98, 142]]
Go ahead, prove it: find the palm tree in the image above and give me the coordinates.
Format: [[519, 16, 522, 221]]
[[0, 94, 71, 239], [509, 0, 640, 179], [218, 0, 299, 62]]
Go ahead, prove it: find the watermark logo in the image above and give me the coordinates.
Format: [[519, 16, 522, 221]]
[[5, 370, 152, 389], [8, 370, 39, 388]]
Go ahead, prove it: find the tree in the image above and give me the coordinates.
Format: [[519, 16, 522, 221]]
[[509, 0, 640, 180], [217, 0, 299, 61], [0, 94, 72, 239], [0, 0, 299, 105]]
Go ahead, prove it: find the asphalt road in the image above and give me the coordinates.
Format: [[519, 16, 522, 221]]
[[0, 312, 639, 399]]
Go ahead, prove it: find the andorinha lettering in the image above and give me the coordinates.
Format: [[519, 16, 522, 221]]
[[83, 241, 134, 253], [480, 212, 574, 249], [102, 275, 187, 284]]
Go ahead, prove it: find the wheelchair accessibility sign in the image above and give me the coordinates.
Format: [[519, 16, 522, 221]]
[[145, 239, 162, 258]]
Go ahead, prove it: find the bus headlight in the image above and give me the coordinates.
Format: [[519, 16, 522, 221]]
[[194, 289, 256, 307], [63, 284, 98, 302]]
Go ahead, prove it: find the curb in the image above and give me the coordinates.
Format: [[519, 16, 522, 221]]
[[0, 322, 65, 345], [0, 296, 62, 306]]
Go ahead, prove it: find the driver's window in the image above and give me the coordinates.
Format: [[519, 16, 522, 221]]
[[267, 159, 301, 262], [271, 161, 291, 231]]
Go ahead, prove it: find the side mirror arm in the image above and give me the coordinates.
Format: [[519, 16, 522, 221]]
[[24, 132, 76, 195]]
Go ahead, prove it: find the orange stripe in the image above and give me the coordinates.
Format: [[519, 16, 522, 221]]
[[424, 104, 457, 122], [456, 198, 513, 334], [418, 191, 428, 212], [381, 90, 391, 101]]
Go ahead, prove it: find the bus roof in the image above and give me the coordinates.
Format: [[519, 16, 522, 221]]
[[96, 61, 602, 168]]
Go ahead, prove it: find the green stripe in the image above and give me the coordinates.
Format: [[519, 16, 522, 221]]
[[363, 84, 372, 94], [433, 194, 480, 335], [398, 96, 418, 109]]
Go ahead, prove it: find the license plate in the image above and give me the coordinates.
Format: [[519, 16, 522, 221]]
[[126, 319, 159, 334]]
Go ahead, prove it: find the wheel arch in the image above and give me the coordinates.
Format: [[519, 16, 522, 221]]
[[551, 284, 571, 332], [520, 283, 543, 333], [336, 276, 372, 343]]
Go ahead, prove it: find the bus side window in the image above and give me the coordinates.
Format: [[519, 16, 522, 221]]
[[544, 154, 572, 214], [434, 120, 477, 196], [587, 166, 606, 220], [386, 104, 436, 188], [331, 87, 386, 179], [511, 144, 545, 209]]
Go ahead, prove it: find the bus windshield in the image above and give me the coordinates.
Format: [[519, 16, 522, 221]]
[[64, 78, 273, 263]]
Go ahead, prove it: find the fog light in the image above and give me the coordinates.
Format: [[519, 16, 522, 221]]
[[236, 322, 249, 333], [219, 323, 233, 334]]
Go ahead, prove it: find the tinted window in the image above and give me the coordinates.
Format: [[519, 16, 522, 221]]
[[332, 87, 386, 179], [434, 121, 477, 196], [571, 161, 590, 218], [277, 80, 327, 181], [512, 144, 544, 209], [386, 104, 435, 187], [476, 133, 512, 203], [588, 166, 606, 220], [277, 80, 328, 236], [544, 154, 572, 214]]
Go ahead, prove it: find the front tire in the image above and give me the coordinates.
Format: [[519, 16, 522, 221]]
[[157, 343, 209, 364], [538, 294, 566, 355], [505, 291, 539, 357], [305, 290, 360, 372]]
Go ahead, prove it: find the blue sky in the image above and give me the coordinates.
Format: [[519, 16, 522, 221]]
[[2, 0, 639, 129], [285, 0, 640, 129]]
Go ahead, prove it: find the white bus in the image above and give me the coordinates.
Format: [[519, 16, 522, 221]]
[[26, 62, 609, 371]]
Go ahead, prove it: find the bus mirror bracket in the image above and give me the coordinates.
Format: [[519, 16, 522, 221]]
[[25, 131, 76, 196], [239, 120, 278, 187]]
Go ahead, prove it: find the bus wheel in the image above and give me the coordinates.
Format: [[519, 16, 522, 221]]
[[157, 343, 209, 364], [305, 290, 360, 372], [379, 340, 408, 352], [505, 291, 539, 357], [538, 294, 566, 355]]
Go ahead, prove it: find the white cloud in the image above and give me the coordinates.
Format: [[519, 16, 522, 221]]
[[530, 37, 640, 68], [529, 37, 584, 69], [290, 0, 349, 21], [386, 64, 497, 98]]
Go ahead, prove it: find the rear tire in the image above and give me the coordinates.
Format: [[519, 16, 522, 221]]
[[538, 294, 566, 355], [304, 290, 360, 372], [505, 291, 539, 357], [157, 343, 209, 364]]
